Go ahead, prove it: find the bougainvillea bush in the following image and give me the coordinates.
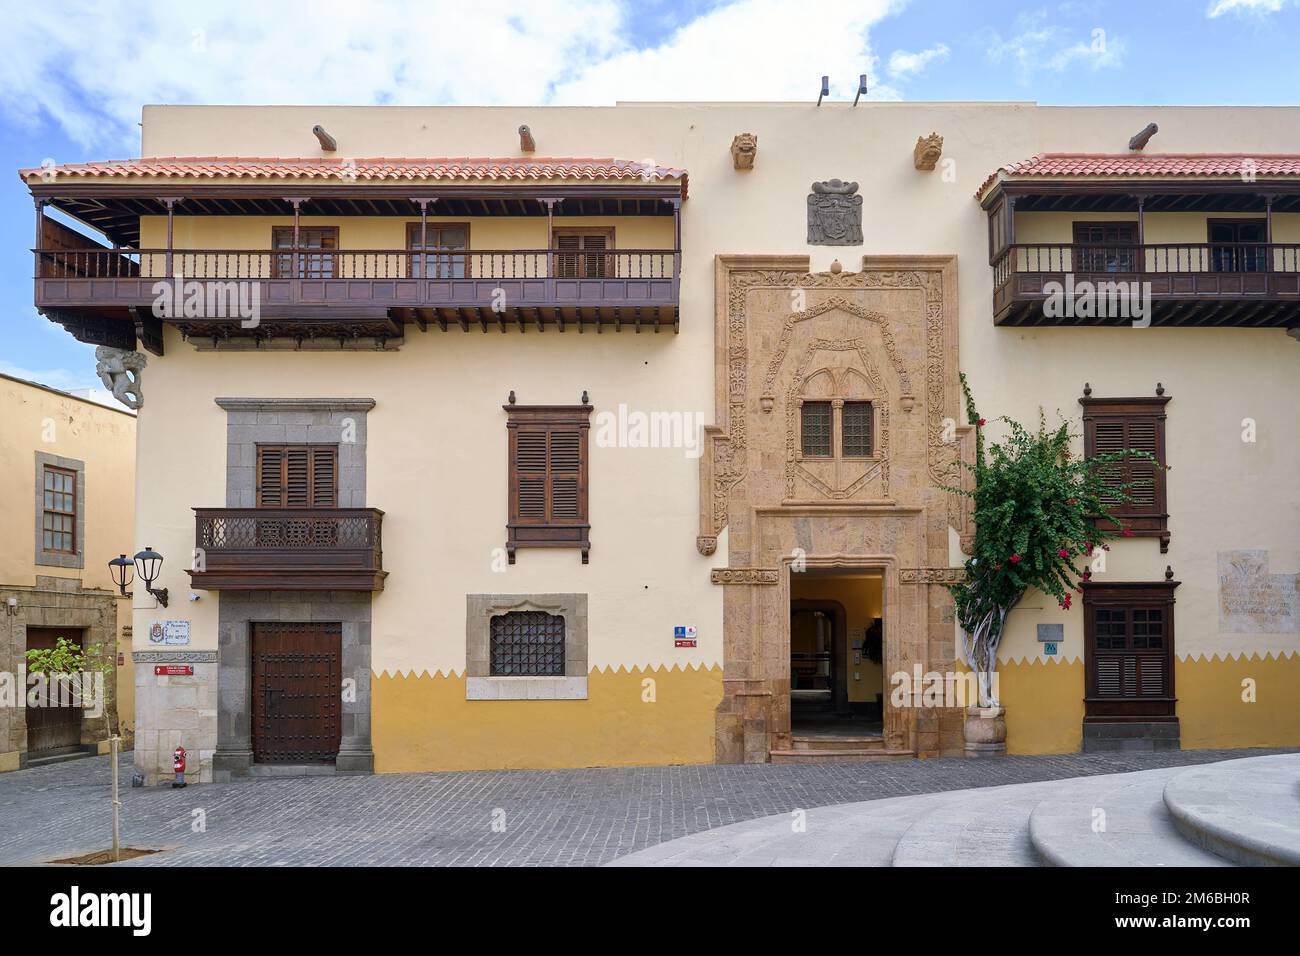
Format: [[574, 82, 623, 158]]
[[948, 374, 1157, 708]]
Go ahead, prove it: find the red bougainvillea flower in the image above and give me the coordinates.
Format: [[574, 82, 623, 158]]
[[1009, 553, 1022, 564], [1102, 544, 1110, 551], [993, 563, 1002, 570], [1121, 529, 1135, 537], [1059, 593, 1072, 610], [977, 417, 986, 427], [1058, 549, 1069, 558], [1084, 541, 1093, 552]]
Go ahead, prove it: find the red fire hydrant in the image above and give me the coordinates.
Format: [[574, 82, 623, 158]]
[[172, 746, 187, 789]]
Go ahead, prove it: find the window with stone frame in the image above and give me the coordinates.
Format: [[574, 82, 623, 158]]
[[41, 466, 77, 553]]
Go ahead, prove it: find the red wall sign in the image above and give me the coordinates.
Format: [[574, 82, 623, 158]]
[[154, 665, 194, 676]]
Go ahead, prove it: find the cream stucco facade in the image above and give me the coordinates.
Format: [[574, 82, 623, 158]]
[[0, 374, 135, 770], [27, 100, 1299, 778]]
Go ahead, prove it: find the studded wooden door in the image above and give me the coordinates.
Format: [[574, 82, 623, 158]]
[[251, 622, 342, 763]]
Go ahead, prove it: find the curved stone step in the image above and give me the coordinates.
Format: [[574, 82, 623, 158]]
[[1029, 768, 1229, 867], [889, 776, 1116, 867], [1163, 754, 1300, 866], [608, 791, 965, 867]]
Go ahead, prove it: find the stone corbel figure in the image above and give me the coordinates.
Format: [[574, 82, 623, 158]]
[[95, 346, 147, 410], [730, 133, 757, 170], [913, 133, 943, 171]]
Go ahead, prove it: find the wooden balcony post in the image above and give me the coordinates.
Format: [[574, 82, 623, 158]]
[[539, 198, 559, 277], [664, 196, 682, 281], [1265, 195, 1275, 273], [33, 198, 47, 278], [411, 197, 435, 276], [1135, 195, 1145, 273], [284, 197, 309, 278], [160, 197, 182, 276]]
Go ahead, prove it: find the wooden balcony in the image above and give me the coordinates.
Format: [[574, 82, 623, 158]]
[[993, 242, 1300, 328], [34, 246, 681, 346], [188, 508, 386, 591]]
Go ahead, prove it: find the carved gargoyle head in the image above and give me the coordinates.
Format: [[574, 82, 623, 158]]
[[913, 132, 943, 171], [730, 133, 758, 170]]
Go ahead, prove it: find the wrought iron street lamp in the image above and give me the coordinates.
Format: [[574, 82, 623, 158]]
[[108, 548, 168, 607]]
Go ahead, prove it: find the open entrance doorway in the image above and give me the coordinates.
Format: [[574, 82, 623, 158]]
[[790, 571, 884, 740]]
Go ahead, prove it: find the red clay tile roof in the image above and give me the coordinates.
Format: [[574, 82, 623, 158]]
[[21, 156, 688, 195], [976, 153, 1300, 199]]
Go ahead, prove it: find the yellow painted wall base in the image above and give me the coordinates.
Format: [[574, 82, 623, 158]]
[[998, 657, 1086, 756], [1177, 652, 1300, 750], [995, 652, 1300, 755], [373, 664, 723, 773], [0, 751, 19, 773]]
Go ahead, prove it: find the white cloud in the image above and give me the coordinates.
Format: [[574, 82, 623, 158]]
[[887, 43, 949, 80], [0, 359, 102, 395], [1207, 0, 1287, 16], [0, 0, 907, 153], [552, 0, 903, 104], [985, 13, 1124, 80]]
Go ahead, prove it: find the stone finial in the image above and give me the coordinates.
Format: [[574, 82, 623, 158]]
[[730, 133, 757, 170], [507, 390, 516, 405], [913, 133, 943, 171], [95, 346, 146, 410], [1082, 382, 1093, 397], [1155, 382, 1165, 396]]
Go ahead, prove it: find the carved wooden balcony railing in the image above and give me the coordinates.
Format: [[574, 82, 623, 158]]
[[188, 507, 386, 591], [34, 247, 680, 331], [992, 242, 1300, 327]]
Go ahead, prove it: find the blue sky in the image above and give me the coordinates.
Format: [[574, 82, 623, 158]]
[[2, 0, 1297, 393]]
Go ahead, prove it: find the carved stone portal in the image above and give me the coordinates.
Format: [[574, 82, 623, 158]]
[[699, 255, 975, 764], [95, 346, 146, 410], [806, 180, 863, 245], [914, 133, 943, 171], [730, 133, 758, 170]]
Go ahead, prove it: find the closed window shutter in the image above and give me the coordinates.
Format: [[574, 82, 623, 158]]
[[257, 445, 338, 508], [311, 446, 337, 507], [505, 402, 592, 563], [258, 447, 285, 506], [549, 429, 581, 518], [554, 232, 610, 278], [516, 431, 548, 519], [1092, 417, 1159, 512]]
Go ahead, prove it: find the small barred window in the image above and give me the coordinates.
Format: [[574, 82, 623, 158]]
[[490, 611, 565, 676]]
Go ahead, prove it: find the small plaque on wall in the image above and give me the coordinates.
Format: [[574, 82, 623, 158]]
[[1037, 623, 1064, 643]]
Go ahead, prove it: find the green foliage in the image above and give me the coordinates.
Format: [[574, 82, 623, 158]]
[[948, 374, 1158, 644], [25, 637, 111, 677]]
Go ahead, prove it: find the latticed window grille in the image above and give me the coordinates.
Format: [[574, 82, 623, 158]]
[[800, 401, 832, 457], [842, 401, 873, 457], [489, 611, 565, 676]]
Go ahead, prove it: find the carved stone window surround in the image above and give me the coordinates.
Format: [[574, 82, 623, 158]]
[[465, 593, 588, 700]]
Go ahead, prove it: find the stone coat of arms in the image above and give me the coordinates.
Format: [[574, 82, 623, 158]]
[[807, 179, 863, 246]]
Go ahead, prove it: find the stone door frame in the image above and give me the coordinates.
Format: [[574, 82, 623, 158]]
[[703, 254, 973, 764]]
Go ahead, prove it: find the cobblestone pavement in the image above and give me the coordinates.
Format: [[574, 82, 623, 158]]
[[0, 748, 1292, 866]]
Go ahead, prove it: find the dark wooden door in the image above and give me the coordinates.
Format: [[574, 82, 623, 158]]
[[251, 622, 342, 763], [25, 627, 84, 756]]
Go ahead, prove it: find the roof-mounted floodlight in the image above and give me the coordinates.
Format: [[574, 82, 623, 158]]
[[853, 74, 868, 106]]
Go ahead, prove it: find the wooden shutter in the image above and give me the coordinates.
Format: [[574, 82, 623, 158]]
[[554, 230, 613, 278], [1080, 392, 1170, 552], [257, 445, 338, 508], [505, 401, 593, 563]]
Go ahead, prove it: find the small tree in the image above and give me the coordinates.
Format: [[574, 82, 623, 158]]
[[26, 636, 122, 859], [948, 375, 1158, 708]]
